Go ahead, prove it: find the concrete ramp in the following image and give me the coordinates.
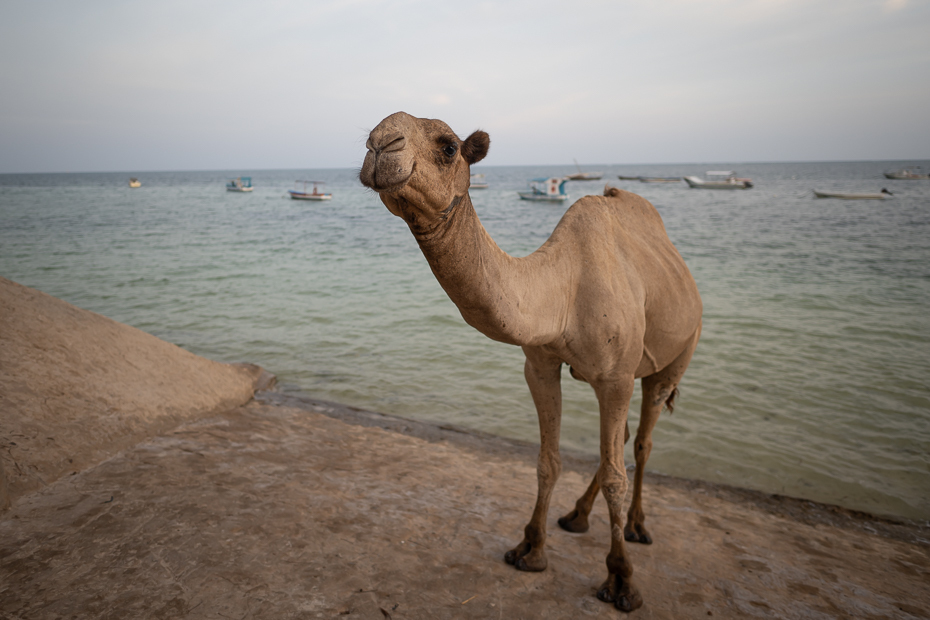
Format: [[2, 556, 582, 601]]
[[0, 277, 272, 509]]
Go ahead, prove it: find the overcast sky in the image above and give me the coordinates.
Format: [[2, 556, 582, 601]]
[[1, 0, 928, 173]]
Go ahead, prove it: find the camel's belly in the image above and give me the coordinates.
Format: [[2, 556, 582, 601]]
[[634, 346, 660, 378]]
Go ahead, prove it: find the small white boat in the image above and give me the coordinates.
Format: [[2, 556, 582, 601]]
[[566, 159, 603, 181], [639, 176, 682, 184], [883, 167, 929, 180], [470, 173, 488, 189], [518, 177, 569, 202], [128, 178, 141, 188], [684, 171, 753, 189], [289, 180, 332, 201], [813, 189, 892, 200], [227, 177, 253, 192]]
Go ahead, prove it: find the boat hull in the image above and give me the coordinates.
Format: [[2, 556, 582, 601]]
[[566, 173, 603, 181], [684, 176, 752, 189], [883, 172, 929, 180], [518, 192, 568, 202], [227, 187, 253, 192], [289, 191, 332, 200], [813, 191, 888, 200]]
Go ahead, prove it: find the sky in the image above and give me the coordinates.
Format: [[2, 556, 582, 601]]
[[1, 0, 928, 173]]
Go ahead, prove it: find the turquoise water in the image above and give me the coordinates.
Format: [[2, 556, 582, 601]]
[[2, 163, 928, 521]]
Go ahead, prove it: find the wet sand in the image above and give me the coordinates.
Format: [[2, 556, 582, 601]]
[[2, 278, 929, 618]]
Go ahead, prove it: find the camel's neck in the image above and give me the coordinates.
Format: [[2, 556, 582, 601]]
[[410, 194, 566, 346]]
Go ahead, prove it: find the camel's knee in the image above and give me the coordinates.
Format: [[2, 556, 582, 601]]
[[634, 437, 653, 462], [537, 450, 562, 485], [598, 464, 629, 508], [598, 461, 627, 486]]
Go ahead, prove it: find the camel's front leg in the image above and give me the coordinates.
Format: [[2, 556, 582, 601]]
[[593, 375, 644, 612], [505, 348, 563, 572]]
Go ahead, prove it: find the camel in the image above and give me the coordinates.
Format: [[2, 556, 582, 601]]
[[359, 112, 702, 613]]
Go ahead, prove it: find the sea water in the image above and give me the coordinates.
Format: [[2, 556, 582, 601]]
[[1, 162, 928, 521]]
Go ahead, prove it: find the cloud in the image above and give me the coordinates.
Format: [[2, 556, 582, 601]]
[[1, 0, 928, 171]]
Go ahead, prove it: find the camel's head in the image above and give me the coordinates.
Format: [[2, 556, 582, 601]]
[[359, 112, 489, 230]]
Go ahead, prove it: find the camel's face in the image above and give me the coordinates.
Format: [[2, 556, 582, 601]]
[[360, 112, 489, 227]]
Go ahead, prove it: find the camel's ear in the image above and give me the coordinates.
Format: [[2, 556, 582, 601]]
[[462, 130, 490, 165]]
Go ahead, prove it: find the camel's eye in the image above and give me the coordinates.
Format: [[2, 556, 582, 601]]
[[443, 143, 458, 157]]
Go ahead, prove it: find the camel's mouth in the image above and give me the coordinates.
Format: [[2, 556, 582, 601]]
[[372, 166, 414, 194], [361, 159, 415, 195]]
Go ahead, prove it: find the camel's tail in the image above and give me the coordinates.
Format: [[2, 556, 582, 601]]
[[665, 387, 680, 414]]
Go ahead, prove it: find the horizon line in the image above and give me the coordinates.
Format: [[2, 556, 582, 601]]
[[1, 158, 928, 176]]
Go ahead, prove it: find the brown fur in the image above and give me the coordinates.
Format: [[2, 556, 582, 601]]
[[360, 112, 702, 612], [461, 130, 490, 164]]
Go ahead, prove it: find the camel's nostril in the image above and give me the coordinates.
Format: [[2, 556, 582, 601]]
[[375, 133, 406, 154]]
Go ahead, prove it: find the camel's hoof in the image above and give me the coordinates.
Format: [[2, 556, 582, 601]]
[[515, 554, 547, 572], [615, 591, 644, 612], [597, 575, 643, 613], [558, 509, 590, 533], [504, 541, 547, 571], [624, 523, 653, 545]]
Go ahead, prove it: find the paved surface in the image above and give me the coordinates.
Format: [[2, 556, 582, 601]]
[[2, 395, 928, 619]]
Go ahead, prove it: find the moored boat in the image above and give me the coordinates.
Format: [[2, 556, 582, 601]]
[[289, 180, 332, 201], [813, 189, 892, 200], [518, 177, 569, 202], [684, 171, 753, 189], [566, 159, 603, 181], [128, 178, 141, 188], [883, 167, 929, 180], [227, 177, 253, 192], [639, 176, 682, 183], [470, 173, 488, 189]]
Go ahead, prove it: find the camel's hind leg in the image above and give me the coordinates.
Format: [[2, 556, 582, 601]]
[[625, 325, 701, 545], [557, 420, 629, 533], [504, 347, 563, 572]]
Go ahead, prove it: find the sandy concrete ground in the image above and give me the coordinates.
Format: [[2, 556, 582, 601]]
[[2, 278, 929, 619], [2, 392, 929, 619]]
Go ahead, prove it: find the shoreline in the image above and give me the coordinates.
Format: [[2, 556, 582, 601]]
[[256, 390, 930, 548]]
